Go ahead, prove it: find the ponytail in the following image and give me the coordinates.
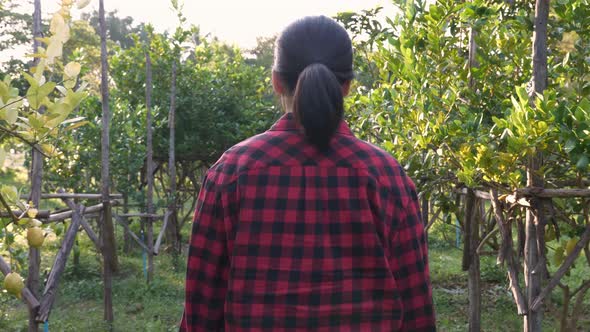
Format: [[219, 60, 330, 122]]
[[273, 15, 354, 151], [293, 63, 344, 151]]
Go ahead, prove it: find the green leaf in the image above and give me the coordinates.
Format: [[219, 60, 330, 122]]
[[576, 155, 589, 171], [28, 114, 45, 130], [64, 90, 87, 109], [0, 146, 6, 167], [1, 108, 18, 124], [27, 82, 56, 110], [17, 218, 31, 226], [45, 103, 71, 128], [65, 120, 89, 131], [22, 72, 39, 88], [564, 138, 577, 153], [516, 86, 529, 105], [0, 81, 10, 104], [1, 185, 18, 201], [60, 116, 85, 125]]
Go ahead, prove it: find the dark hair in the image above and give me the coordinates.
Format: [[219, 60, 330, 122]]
[[274, 16, 354, 150]]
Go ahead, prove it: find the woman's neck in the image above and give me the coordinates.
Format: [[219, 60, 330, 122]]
[[281, 95, 294, 113]]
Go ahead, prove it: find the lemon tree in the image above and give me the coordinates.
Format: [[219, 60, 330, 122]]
[[1, 0, 92, 299]]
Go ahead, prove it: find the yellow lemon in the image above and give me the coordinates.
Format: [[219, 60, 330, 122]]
[[27, 227, 45, 248], [566, 238, 577, 256], [4, 272, 24, 299]]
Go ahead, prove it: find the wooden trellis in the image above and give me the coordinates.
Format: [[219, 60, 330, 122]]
[[113, 210, 172, 256], [0, 189, 121, 323], [451, 186, 590, 331]]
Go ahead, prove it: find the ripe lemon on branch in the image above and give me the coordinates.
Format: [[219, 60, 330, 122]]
[[27, 227, 45, 248], [3, 272, 25, 299]]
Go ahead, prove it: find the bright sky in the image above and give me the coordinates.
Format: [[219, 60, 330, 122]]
[[44, 0, 396, 48]]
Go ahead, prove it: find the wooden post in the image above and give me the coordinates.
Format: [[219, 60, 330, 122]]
[[113, 215, 152, 255], [468, 199, 481, 332], [58, 189, 101, 250], [27, 1, 43, 330], [490, 190, 527, 315], [47, 202, 111, 222], [525, 1, 549, 331], [145, 43, 155, 283], [153, 211, 171, 255], [167, 60, 179, 253], [462, 189, 481, 331], [462, 191, 475, 271], [98, 0, 116, 324], [36, 205, 84, 322], [122, 192, 131, 253], [421, 195, 429, 242], [467, 12, 481, 331]]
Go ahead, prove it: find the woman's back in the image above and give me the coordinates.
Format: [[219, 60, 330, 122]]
[[181, 15, 435, 331], [181, 113, 435, 331]]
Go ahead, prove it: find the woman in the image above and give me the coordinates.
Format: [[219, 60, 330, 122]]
[[181, 16, 435, 331]]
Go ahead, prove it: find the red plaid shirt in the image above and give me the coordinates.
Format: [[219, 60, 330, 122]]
[[181, 113, 435, 331]]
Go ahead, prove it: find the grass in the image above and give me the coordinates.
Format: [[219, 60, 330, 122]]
[[1, 169, 589, 331], [1, 234, 187, 332], [2, 232, 588, 331]]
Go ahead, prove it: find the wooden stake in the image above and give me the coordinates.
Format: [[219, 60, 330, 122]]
[[530, 222, 590, 312], [145, 40, 155, 283], [58, 189, 101, 250], [490, 190, 527, 315], [20, 193, 122, 200], [525, 1, 550, 330], [47, 202, 114, 222], [28, 1, 43, 330], [167, 60, 179, 253], [113, 214, 151, 253], [153, 211, 171, 255], [99, 0, 115, 324], [36, 205, 84, 322]]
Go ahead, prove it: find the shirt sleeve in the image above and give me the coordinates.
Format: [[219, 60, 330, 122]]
[[390, 182, 436, 331], [180, 173, 230, 331]]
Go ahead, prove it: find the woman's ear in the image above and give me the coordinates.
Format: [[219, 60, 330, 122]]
[[272, 71, 285, 95], [341, 80, 351, 97]]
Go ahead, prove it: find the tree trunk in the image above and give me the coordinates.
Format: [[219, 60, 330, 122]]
[[27, 1, 43, 330], [525, 0, 549, 331], [99, 0, 116, 324], [145, 45, 155, 283], [167, 60, 179, 253]]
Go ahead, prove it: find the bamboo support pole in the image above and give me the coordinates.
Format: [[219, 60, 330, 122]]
[[0, 210, 50, 219], [530, 222, 590, 312], [113, 214, 151, 253], [21, 193, 122, 200], [36, 204, 84, 322], [58, 189, 101, 250], [516, 188, 590, 198], [490, 190, 528, 315], [153, 211, 171, 256], [118, 213, 162, 218], [47, 201, 118, 222], [457, 187, 590, 201]]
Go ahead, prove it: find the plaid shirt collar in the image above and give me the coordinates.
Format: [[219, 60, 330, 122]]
[[269, 112, 354, 136]]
